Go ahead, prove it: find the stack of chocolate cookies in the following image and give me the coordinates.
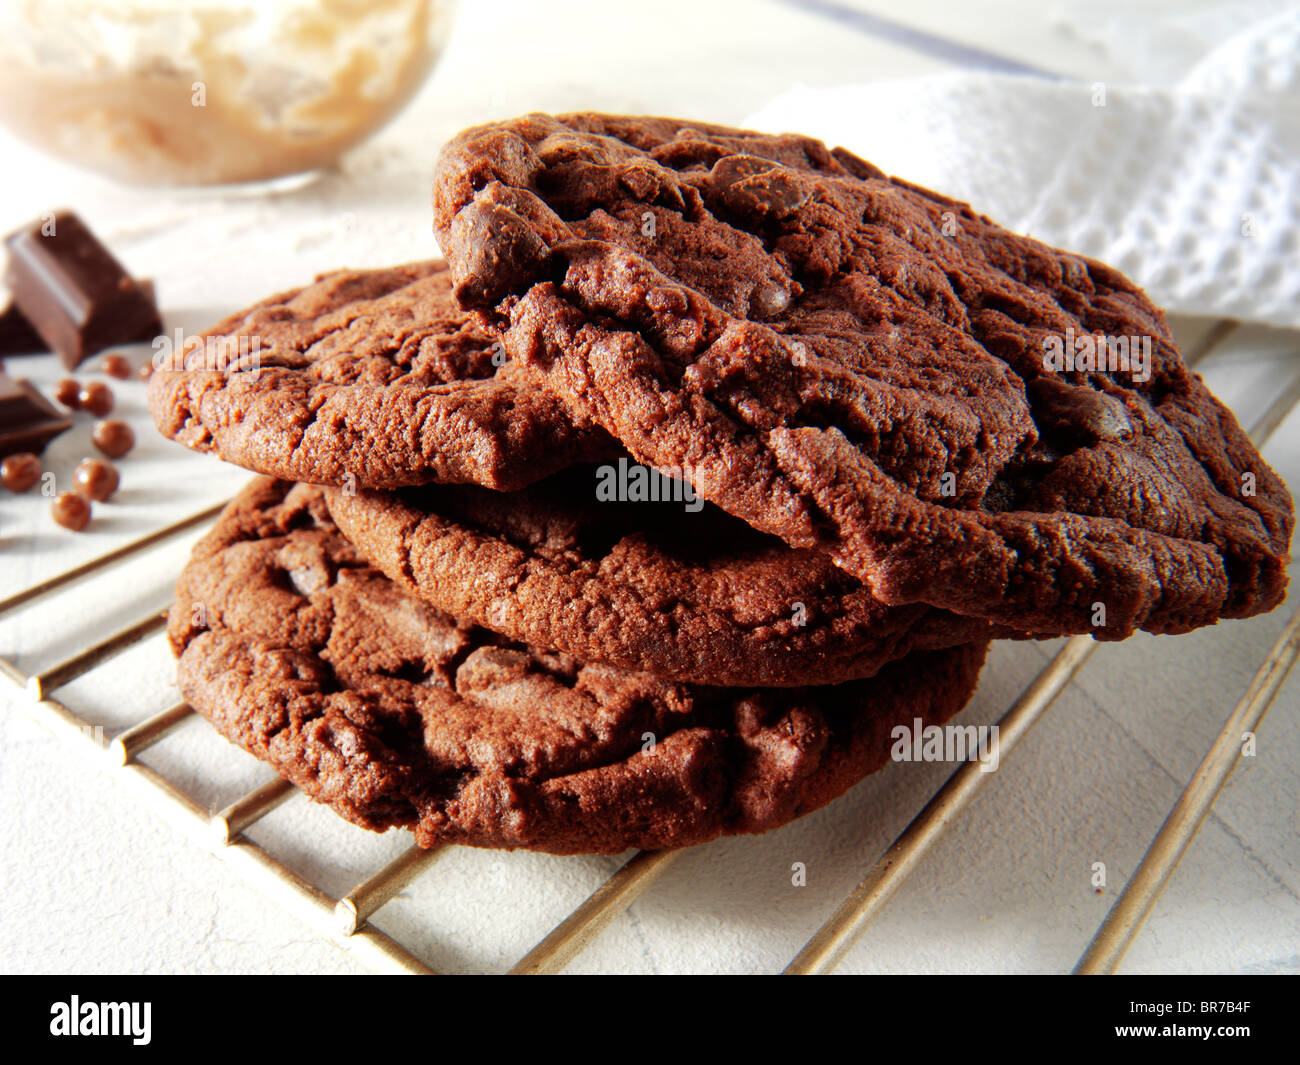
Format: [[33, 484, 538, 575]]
[[149, 114, 1293, 855]]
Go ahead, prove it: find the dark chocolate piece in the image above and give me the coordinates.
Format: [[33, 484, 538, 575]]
[[3, 212, 161, 369], [0, 291, 45, 357], [0, 372, 72, 457]]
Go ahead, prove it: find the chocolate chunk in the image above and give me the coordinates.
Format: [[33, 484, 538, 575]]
[[1028, 375, 1132, 449], [0, 372, 72, 457], [0, 291, 45, 356], [709, 155, 813, 221], [445, 201, 553, 309], [3, 211, 161, 369]]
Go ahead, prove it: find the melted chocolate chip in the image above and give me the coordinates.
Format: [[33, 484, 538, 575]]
[[1028, 375, 1131, 450]]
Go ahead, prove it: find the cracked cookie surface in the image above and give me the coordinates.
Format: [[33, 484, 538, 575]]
[[327, 463, 1001, 687], [434, 112, 1293, 637], [170, 477, 988, 854], [148, 260, 612, 490]]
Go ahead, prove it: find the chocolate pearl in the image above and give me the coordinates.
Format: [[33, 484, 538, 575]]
[[55, 377, 82, 409], [51, 491, 91, 531], [91, 419, 134, 459], [137, 361, 154, 381], [100, 353, 132, 379], [78, 380, 115, 416], [73, 457, 119, 501], [1, 452, 42, 493]]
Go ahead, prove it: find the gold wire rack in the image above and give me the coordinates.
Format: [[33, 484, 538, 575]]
[[1, 319, 1296, 976]]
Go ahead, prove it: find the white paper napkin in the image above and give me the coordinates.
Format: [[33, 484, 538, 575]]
[[745, 7, 1300, 329]]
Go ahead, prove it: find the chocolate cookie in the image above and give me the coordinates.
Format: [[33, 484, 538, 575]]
[[326, 462, 1000, 688], [169, 477, 988, 854], [148, 260, 611, 490], [433, 113, 1293, 638]]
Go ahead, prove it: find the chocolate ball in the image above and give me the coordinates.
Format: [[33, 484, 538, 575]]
[[137, 361, 154, 381], [54, 377, 81, 409], [73, 457, 120, 502], [91, 419, 134, 459], [1, 452, 42, 493], [78, 380, 115, 417], [51, 491, 91, 531], [99, 353, 132, 379]]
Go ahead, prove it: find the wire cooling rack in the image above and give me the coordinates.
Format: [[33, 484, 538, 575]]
[[1, 319, 1297, 975]]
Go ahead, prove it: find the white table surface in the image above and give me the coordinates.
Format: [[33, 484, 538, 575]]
[[1, 0, 1297, 975]]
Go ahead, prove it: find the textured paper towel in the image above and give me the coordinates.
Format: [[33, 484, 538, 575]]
[[745, 8, 1300, 329]]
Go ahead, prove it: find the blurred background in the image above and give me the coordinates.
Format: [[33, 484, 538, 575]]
[[2, 0, 1296, 321]]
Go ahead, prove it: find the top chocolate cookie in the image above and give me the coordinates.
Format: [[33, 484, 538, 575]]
[[433, 113, 1293, 637], [148, 260, 611, 490]]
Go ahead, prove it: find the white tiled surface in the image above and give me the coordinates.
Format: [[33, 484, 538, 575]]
[[0, 0, 1296, 974]]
